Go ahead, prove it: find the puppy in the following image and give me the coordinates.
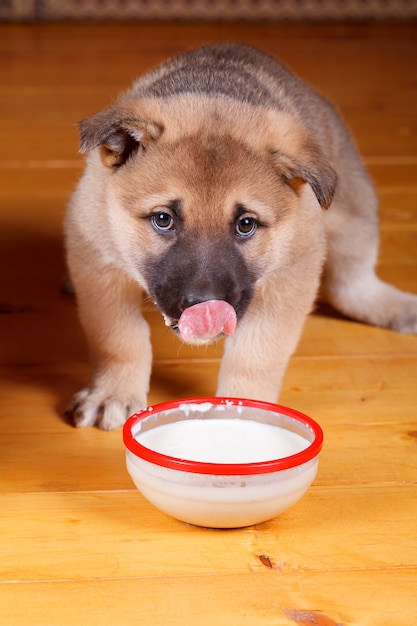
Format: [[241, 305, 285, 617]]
[[65, 43, 417, 430]]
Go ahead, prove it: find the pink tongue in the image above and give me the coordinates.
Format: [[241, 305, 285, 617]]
[[178, 299, 237, 342]]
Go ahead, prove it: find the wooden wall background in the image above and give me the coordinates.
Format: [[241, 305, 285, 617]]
[[1, 0, 416, 22]]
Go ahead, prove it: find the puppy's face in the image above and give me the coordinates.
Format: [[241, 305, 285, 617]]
[[108, 132, 299, 334], [79, 99, 336, 340]]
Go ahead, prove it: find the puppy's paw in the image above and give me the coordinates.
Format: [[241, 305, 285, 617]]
[[389, 307, 417, 334], [382, 290, 417, 334], [65, 388, 144, 431]]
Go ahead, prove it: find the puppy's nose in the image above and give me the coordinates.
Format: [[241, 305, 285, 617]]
[[182, 292, 218, 310]]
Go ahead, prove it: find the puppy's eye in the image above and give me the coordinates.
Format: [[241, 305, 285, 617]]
[[151, 211, 175, 233], [235, 216, 257, 238]]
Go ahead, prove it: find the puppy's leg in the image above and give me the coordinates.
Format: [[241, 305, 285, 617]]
[[217, 275, 320, 402], [322, 174, 417, 334], [66, 262, 152, 430], [217, 292, 311, 401]]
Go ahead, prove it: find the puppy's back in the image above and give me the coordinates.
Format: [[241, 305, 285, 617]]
[[130, 44, 299, 107]]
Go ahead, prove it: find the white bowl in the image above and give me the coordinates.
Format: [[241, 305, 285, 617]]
[[123, 397, 323, 528]]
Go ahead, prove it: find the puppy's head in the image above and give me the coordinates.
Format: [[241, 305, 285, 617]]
[[78, 97, 337, 343]]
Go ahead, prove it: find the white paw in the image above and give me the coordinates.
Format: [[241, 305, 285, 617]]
[[388, 295, 417, 334], [65, 388, 144, 430]]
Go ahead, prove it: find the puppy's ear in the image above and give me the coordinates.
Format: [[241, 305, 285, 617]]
[[268, 113, 337, 209], [272, 147, 337, 210], [78, 103, 163, 168]]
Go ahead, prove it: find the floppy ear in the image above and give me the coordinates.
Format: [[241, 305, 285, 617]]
[[272, 147, 337, 210], [78, 102, 163, 168], [267, 112, 338, 209]]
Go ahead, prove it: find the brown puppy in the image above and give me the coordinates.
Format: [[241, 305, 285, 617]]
[[65, 44, 417, 430]]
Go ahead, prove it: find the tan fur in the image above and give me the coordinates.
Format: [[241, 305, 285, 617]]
[[65, 44, 417, 429]]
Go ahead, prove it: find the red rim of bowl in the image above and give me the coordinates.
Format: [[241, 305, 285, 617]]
[[123, 397, 323, 475]]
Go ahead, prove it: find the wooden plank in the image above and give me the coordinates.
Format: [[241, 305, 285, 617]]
[[149, 356, 417, 425], [1, 487, 415, 581], [1, 570, 415, 626], [377, 265, 417, 293], [1, 352, 416, 431], [0, 168, 80, 194]]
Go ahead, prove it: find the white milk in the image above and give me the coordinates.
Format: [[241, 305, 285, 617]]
[[136, 418, 309, 463]]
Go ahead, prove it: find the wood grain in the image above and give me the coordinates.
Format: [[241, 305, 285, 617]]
[[0, 21, 416, 626]]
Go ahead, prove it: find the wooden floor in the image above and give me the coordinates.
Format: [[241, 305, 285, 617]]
[[1, 21, 417, 625]]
